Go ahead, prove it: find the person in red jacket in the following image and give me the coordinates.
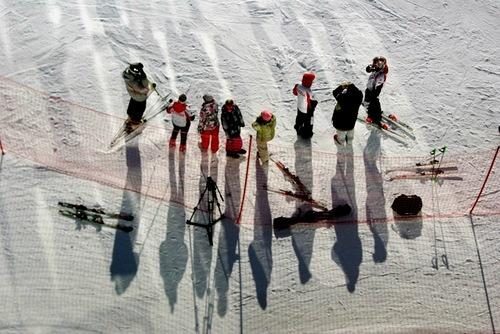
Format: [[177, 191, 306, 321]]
[[166, 94, 195, 152]]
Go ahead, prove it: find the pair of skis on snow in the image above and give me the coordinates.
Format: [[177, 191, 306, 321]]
[[357, 113, 415, 142], [269, 158, 329, 211], [58, 201, 134, 232], [386, 147, 462, 181], [108, 86, 172, 150]]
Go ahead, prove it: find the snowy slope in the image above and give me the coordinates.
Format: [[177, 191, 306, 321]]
[[0, 0, 499, 333]]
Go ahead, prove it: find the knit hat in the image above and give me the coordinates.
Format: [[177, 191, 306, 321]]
[[261, 110, 272, 122], [301, 72, 316, 88], [203, 94, 213, 103]]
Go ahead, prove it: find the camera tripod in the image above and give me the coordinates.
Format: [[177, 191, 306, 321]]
[[186, 176, 224, 246]]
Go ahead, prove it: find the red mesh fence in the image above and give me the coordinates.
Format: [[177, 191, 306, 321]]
[[0, 77, 498, 225]]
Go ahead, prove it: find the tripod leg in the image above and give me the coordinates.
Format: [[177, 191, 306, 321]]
[[207, 225, 213, 246]]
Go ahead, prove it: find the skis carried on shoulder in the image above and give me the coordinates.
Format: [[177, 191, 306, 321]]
[[108, 88, 171, 150], [57, 202, 134, 232]]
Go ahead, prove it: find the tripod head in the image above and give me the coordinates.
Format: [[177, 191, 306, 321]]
[[186, 176, 224, 246], [206, 176, 224, 204]]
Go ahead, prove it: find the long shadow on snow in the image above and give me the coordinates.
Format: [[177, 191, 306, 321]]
[[291, 138, 316, 284], [364, 130, 389, 263], [214, 156, 243, 316], [159, 147, 188, 312], [331, 144, 362, 293], [191, 152, 219, 300], [110, 144, 141, 295], [248, 158, 273, 310]]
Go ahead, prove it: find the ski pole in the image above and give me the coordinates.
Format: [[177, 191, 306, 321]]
[[0, 136, 5, 155], [435, 146, 447, 172]]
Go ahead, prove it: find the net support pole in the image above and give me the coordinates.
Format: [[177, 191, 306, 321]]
[[0, 135, 5, 155], [236, 135, 253, 225], [469, 146, 499, 215]]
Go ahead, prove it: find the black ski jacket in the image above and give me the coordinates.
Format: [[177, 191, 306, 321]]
[[221, 104, 245, 138], [331, 84, 363, 131]]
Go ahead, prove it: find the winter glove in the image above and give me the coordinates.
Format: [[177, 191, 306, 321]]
[[366, 65, 375, 73]]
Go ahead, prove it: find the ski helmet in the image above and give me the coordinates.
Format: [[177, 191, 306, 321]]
[[302, 72, 316, 88], [179, 94, 187, 102], [260, 110, 272, 122]]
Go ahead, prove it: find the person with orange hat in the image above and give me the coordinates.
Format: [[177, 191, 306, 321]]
[[252, 110, 276, 163], [292, 72, 318, 138]]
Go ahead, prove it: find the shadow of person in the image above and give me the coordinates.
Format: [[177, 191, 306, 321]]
[[248, 158, 273, 309], [214, 157, 242, 316], [393, 214, 423, 240], [110, 143, 141, 295], [159, 146, 188, 312], [331, 144, 362, 292], [192, 151, 219, 299], [290, 138, 316, 284], [364, 131, 389, 263]]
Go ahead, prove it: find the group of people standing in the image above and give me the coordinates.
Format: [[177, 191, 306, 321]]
[[292, 56, 389, 145], [121, 56, 389, 162]]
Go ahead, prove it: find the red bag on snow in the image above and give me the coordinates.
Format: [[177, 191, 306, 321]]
[[226, 136, 243, 153]]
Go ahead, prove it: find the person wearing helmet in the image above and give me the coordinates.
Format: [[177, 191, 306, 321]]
[[221, 99, 246, 158], [197, 94, 220, 153], [292, 72, 318, 138], [122, 62, 155, 132], [252, 110, 276, 163], [363, 56, 389, 128], [331, 81, 363, 146], [166, 93, 195, 152]]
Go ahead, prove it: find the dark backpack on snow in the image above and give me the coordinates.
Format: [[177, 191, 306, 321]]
[[391, 194, 423, 216]]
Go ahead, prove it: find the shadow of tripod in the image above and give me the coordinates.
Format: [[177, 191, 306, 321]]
[[186, 176, 224, 246]]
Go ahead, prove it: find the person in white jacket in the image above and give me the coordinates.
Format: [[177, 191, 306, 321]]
[[166, 94, 195, 152], [292, 72, 317, 138]]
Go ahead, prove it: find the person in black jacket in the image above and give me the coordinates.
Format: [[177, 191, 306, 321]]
[[332, 82, 363, 146], [221, 99, 246, 158]]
